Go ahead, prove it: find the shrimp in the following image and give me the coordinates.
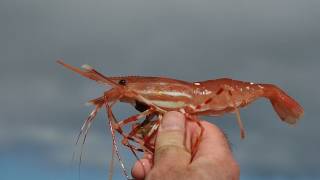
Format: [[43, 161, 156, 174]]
[[57, 60, 304, 179]]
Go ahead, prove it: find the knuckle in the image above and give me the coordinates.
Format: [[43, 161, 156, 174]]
[[156, 131, 185, 149], [155, 144, 189, 157], [156, 144, 184, 156], [154, 144, 191, 165]]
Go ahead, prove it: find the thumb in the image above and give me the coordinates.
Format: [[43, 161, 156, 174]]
[[154, 111, 191, 168]]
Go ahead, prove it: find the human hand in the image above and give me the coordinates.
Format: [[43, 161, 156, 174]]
[[131, 111, 240, 180]]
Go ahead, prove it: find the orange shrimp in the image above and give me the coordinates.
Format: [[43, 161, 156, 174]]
[[57, 60, 303, 179]]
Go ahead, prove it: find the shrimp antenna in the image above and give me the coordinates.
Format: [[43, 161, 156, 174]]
[[105, 103, 131, 180], [73, 104, 102, 180]]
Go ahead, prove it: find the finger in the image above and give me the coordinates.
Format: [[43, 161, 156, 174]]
[[184, 118, 201, 153], [131, 158, 152, 180], [154, 111, 191, 168], [190, 121, 240, 179], [193, 121, 234, 162]]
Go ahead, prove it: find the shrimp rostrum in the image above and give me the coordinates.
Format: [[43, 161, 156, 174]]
[[57, 60, 304, 177]]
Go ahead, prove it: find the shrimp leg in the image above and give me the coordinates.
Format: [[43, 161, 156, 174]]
[[106, 105, 155, 152], [127, 116, 160, 153], [215, 87, 246, 139], [105, 103, 158, 179], [227, 90, 246, 139]]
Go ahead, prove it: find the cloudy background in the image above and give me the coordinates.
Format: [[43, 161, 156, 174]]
[[1, 0, 319, 179]]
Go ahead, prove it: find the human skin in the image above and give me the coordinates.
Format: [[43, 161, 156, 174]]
[[131, 111, 240, 180]]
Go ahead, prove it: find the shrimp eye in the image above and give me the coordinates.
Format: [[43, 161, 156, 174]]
[[118, 79, 127, 85]]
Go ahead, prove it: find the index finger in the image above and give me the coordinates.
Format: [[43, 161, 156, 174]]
[[193, 121, 233, 162]]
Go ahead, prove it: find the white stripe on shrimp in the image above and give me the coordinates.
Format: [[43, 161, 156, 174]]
[[149, 100, 186, 108], [138, 90, 192, 98]]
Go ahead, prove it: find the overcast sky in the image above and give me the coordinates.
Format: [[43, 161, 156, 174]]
[[1, 0, 319, 179]]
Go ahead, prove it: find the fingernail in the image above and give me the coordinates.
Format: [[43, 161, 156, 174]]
[[160, 111, 185, 131]]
